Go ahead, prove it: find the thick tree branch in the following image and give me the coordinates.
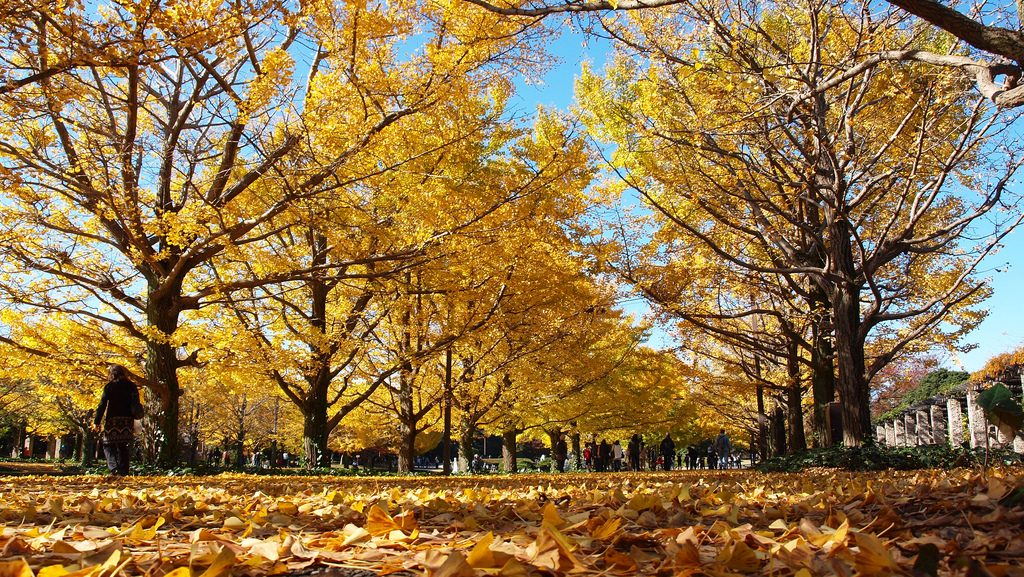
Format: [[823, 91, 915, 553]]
[[886, 0, 1024, 64], [463, 0, 685, 16], [791, 50, 1024, 111]]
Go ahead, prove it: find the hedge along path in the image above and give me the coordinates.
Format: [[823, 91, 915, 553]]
[[0, 468, 1021, 577]]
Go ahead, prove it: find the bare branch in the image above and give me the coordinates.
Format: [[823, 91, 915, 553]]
[[463, 0, 686, 16]]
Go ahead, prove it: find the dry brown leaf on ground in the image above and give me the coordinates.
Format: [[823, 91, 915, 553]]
[[0, 467, 1022, 577]]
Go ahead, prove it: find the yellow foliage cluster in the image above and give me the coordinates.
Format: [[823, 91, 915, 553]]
[[0, 0, 693, 462], [572, 0, 1013, 446], [973, 344, 1024, 382]]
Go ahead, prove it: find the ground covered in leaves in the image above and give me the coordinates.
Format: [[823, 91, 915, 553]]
[[1, 468, 1022, 577]]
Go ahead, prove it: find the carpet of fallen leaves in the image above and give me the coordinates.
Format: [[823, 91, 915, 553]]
[[1, 467, 1023, 577]]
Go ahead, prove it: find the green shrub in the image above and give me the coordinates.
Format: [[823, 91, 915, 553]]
[[879, 369, 970, 421], [754, 442, 1022, 473]]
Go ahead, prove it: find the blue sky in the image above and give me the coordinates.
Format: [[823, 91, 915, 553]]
[[513, 29, 1024, 374], [956, 232, 1024, 372]]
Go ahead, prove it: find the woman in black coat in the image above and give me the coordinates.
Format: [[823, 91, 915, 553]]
[[92, 364, 141, 476]]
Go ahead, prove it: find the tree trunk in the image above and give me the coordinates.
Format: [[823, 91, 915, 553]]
[[458, 416, 475, 473], [396, 286, 416, 474], [147, 339, 181, 467], [807, 282, 836, 447], [571, 427, 581, 471], [772, 406, 787, 456], [808, 56, 871, 447], [787, 384, 807, 453], [302, 392, 329, 468], [756, 382, 768, 461], [502, 427, 517, 473], [234, 395, 247, 467], [146, 285, 184, 467], [787, 342, 807, 452], [81, 428, 96, 465], [396, 365, 417, 473], [443, 348, 452, 475], [544, 428, 559, 453], [303, 267, 337, 469], [831, 272, 871, 446], [806, 54, 865, 447], [543, 428, 560, 472], [10, 423, 22, 457]]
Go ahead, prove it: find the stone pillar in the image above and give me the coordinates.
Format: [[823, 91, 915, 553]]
[[947, 398, 964, 447], [984, 383, 1006, 448], [894, 418, 906, 447], [931, 405, 947, 446], [916, 408, 933, 445], [966, 390, 989, 449], [904, 413, 919, 446], [876, 424, 887, 446], [885, 421, 895, 446], [1019, 377, 1024, 454], [994, 423, 1013, 449]]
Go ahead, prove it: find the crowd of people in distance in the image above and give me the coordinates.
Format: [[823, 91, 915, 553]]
[[683, 429, 743, 469], [89, 360, 747, 478], [559, 428, 742, 472]]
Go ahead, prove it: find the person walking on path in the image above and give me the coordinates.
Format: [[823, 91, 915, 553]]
[[92, 364, 142, 477], [612, 440, 624, 471], [555, 435, 568, 473], [714, 429, 732, 469], [627, 434, 641, 471], [598, 439, 611, 472], [659, 433, 675, 471]]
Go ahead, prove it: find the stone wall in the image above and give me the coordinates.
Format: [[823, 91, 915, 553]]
[[874, 380, 1022, 453]]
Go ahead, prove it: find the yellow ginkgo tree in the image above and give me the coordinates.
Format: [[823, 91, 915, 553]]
[[575, 0, 1021, 446], [0, 0, 556, 465]]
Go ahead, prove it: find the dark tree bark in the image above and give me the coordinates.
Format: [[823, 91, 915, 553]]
[[772, 406, 787, 456], [502, 427, 517, 473], [396, 361, 416, 473], [831, 277, 872, 445], [787, 342, 807, 452], [886, 0, 1024, 63], [302, 377, 331, 468], [81, 428, 97, 465], [458, 417, 476, 473], [756, 382, 768, 461], [571, 425, 582, 471], [809, 290, 836, 447], [443, 348, 453, 475], [145, 280, 185, 466]]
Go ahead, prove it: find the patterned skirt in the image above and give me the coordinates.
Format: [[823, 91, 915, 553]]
[[103, 416, 135, 444]]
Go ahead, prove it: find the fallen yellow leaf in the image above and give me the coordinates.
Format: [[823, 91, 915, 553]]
[[590, 517, 621, 540], [0, 559, 34, 577], [853, 532, 900, 575], [467, 532, 498, 569]]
